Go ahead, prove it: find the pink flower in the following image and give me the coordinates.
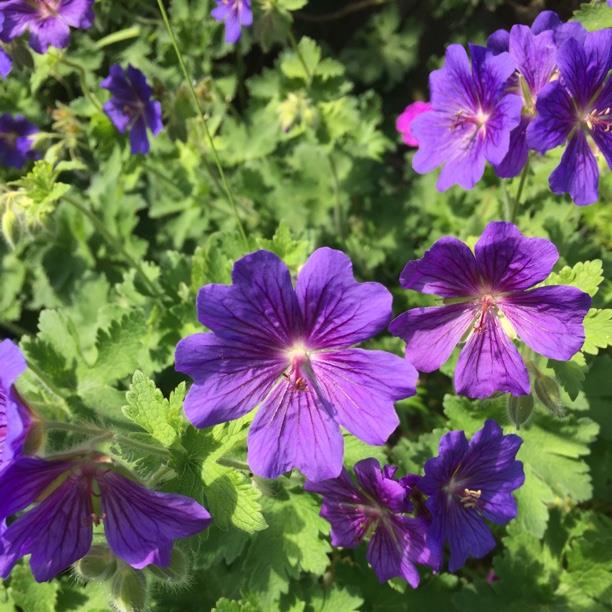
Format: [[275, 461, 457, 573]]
[[396, 101, 432, 147]]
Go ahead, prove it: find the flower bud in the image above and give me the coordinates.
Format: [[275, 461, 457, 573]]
[[146, 549, 189, 586], [534, 375, 565, 417], [74, 545, 117, 582], [507, 394, 534, 428], [110, 567, 148, 612]]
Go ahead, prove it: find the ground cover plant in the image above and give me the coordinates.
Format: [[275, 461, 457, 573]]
[[0, 0, 611, 610]]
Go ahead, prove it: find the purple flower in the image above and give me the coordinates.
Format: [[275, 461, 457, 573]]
[[175, 248, 417, 482], [418, 420, 524, 572], [0, 340, 31, 467], [0, 13, 12, 78], [306, 458, 436, 586], [101, 64, 163, 155], [0, 114, 39, 169], [527, 30, 611, 206], [396, 101, 432, 147], [389, 222, 591, 399], [411, 44, 522, 190], [0, 0, 94, 54], [211, 0, 252, 45], [0, 455, 211, 582]]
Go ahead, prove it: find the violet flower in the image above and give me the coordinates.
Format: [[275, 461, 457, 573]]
[[411, 44, 522, 190], [0, 13, 12, 78], [389, 222, 591, 399], [0, 455, 211, 582], [211, 0, 252, 45], [0, 0, 94, 54], [527, 30, 611, 206], [418, 420, 524, 572], [0, 114, 39, 169], [396, 101, 431, 147], [101, 64, 163, 155], [0, 340, 31, 467], [305, 458, 436, 586], [175, 248, 417, 482]]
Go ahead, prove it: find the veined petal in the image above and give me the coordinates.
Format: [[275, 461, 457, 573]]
[[499, 286, 591, 360], [296, 248, 392, 349], [198, 250, 301, 349], [474, 221, 559, 292], [99, 471, 211, 570], [455, 315, 530, 398], [129, 116, 150, 155], [493, 115, 529, 179], [247, 380, 343, 481], [509, 26, 557, 95], [58, 0, 95, 28], [527, 81, 574, 153], [311, 349, 415, 445], [28, 17, 71, 53], [418, 430, 470, 495], [0, 339, 26, 389], [175, 333, 285, 428], [390, 304, 475, 373], [353, 458, 409, 513]]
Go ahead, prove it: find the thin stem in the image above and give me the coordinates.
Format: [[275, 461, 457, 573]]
[[328, 154, 344, 238], [63, 195, 162, 298], [0, 320, 29, 337], [46, 420, 104, 435], [297, 0, 391, 22], [217, 456, 252, 472], [58, 56, 103, 112], [156, 0, 248, 247], [117, 435, 171, 457], [509, 160, 530, 223]]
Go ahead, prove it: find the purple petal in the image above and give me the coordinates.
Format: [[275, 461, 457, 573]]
[[455, 315, 530, 398], [295, 247, 391, 349], [353, 458, 409, 513], [549, 130, 600, 206], [129, 116, 150, 154], [419, 430, 470, 495], [175, 333, 285, 428], [531, 10, 561, 34], [487, 29, 509, 54], [198, 250, 301, 350], [474, 221, 559, 292], [57, 0, 95, 28], [398, 236, 480, 297], [499, 286, 591, 360], [98, 471, 211, 570], [508, 26, 557, 95], [480, 92, 523, 166], [224, 15, 241, 44], [493, 115, 529, 179], [247, 380, 343, 481], [28, 17, 71, 53], [1, 476, 92, 581], [102, 99, 131, 133], [0, 48, 11, 78], [145, 100, 163, 136], [126, 64, 154, 101], [0, 339, 26, 389], [311, 349, 415, 445], [389, 304, 475, 373]]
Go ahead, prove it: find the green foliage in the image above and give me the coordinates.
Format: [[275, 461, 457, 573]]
[[572, 1, 612, 30]]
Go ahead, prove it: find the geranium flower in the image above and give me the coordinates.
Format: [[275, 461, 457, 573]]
[[389, 222, 591, 399], [527, 30, 612, 205], [175, 248, 417, 481], [0, 0, 94, 54], [305, 458, 436, 586], [418, 420, 524, 571], [211, 0, 252, 45], [101, 65, 163, 155], [396, 101, 431, 147], [411, 44, 522, 190], [0, 114, 39, 168], [0, 455, 211, 582], [0, 340, 31, 467]]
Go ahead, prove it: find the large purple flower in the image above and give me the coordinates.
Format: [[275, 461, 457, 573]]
[[306, 458, 435, 587], [0, 455, 211, 582], [211, 0, 252, 45], [389, 222, 591, 399], [0, 340, 31, 467], [418, 420, 524, 572], [175, 248, 418, 482], [411, 44, 522, 190], [101, 64, 163, 155], [527, 30, 611, 206], [0, 0, 94, 54], [0, 114, 39, 168]]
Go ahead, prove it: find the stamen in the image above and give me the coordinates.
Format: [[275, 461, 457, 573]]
[[459, 488, 482, 508]]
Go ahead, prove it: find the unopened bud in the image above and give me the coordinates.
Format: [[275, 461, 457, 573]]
[[74, 545, 117, 582], [111, 568, 148, 612], [534, 375, 565, 417], [507, 394, 534, 428], [147, 549, 189, 585]]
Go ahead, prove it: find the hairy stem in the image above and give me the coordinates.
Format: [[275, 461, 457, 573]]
[[509, 160, 530, 223]]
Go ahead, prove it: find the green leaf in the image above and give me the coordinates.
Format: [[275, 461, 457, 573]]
[[549, 357, 586, 401], [572, 1, 612, 31], [212, 598, 259, 612], [122, 371, 185, 447], [277, 0, 308, 10], [582, 309, 612, 355], [280, 37, 344, 82], [545, 260, 603, 297], [7, 564, 59, 612]]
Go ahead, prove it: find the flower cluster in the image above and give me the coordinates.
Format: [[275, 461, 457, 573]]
[[307, 419, 524, 583], [400, 11, 611, 205]]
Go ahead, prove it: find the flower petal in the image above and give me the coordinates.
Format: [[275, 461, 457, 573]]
[[99, 471, 211, 570], [57, 0, 95, 28], [508, 26, 557, 95], [499, 285, 591, 360], [198, 250, 301, 350], [398, 236, 480, 297], [129, 116, 150, 155], [247, 380, 343, 481], [353, 458, 409, 513], [474, 221, 559, 292], [28, 17, 71, 53], [390, 304, 475, 373], [311, 349, 415, 445], [0, 339, 26, 389], [493, 115, 529, 179], [175, 333, 285, 428], [455, 315, 530, 398], [418, 430, 470, 496], [296, 247, 391, 349]]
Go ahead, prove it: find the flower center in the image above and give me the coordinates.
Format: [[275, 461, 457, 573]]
[[458, 488, 482, 509], [451, 107, 490, 136], [473, 293, 496, 333], [584, 106, 611, 132], [32, 0, 60, 18], [284, 342, 310, 391]]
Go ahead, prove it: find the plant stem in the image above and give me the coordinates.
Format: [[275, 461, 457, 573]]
[[156, 0, 248, 247], [58, 56, 103, 112], [297, 0, 391, 22], [46, 420, 104, 435], [0, 320, 29, 337], [217, 456, 252, 472], [63, 194, 162, 298], [509, 160, 530, 223]]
